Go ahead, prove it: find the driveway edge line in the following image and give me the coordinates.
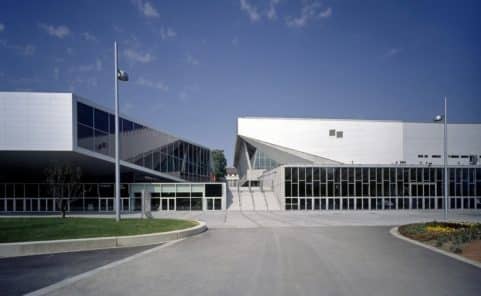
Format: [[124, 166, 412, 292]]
[[390, 226, 481, 269], [24, 239, 184, 296]]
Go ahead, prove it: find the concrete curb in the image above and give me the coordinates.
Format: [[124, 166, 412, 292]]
[[390, 226, 481, 269], [0, 221, 207, 258]]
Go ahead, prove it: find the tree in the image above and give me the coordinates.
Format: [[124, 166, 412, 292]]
[[45, 163, 83, 218], [211, 149, 227, 181]]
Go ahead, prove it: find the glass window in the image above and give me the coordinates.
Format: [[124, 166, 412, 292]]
[[191, 184, 204, 197], [99, 184, 114, 197], [78, 123, 94, 150], [313, 168, 320, 181], [176, 184, 190, 197], [109, 114, 116, 134], [306, 168, 312, 182], [94, 109, 109, 132], [25, 184, 38, 198], [214, 199, 222, 210], [121, 119, 133, 132], [77, 102, 93, 126], [205, 184, 222, 197], [292, 168, 298, 183], [176, 198, 190, 211], [191, 198, 202, 210], [94, 129, 109, 155], [285, 182, 291, 197], [320, 168, 326, 183], [362, 168, 368, 183], [299, 168, 305, 180], [161, 184, 176, 197]]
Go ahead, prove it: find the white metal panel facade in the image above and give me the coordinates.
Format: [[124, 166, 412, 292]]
[[238, 117, 404, 164], [403, 122, 481, 165], [238, 117, 481, 165], [0, 92, 73, 151]]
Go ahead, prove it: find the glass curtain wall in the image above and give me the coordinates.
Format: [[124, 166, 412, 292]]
[[77, 102, 211, 182], [0, 183, 224, 212], [284, 166, 481, 211]]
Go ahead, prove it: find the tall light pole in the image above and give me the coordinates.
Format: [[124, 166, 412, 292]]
[[434, 97, 448, 220], [114, 41, 129, 222]]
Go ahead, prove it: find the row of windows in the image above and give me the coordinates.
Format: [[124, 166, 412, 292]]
[[0, 196, 223, 212], [0, 183, 223, 198], [285, 167, 481, 197], [418, 154, 480, 159], [77, 102, 211, 181], [285, 197, 481, 210]]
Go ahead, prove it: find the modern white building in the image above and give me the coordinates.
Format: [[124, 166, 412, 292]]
[[0, 91, 225, 213], [233, 117, 481, 211]]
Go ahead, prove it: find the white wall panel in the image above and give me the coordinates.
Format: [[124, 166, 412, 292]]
[[0, 92, 73, 151], [404, 122, 481, 165], [238, 117, 481, 165]]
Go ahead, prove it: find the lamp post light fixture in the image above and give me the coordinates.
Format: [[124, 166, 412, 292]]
[[433, 97, 448, 220], [114, 41, 129, 222]]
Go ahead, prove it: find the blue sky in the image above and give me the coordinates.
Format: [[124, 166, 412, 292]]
[[0, 0, 480, 164]]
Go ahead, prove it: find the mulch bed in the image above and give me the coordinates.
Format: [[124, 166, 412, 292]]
[[399, 221, 481, 263]]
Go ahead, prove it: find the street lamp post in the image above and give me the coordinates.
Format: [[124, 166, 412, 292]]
[[434, 97, 448, 220], [114, 41, 129, 222]]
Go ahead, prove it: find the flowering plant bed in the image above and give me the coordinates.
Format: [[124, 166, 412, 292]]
[[399, 221, 481, 263]]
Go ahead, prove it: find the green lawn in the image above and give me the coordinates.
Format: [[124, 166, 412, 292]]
[[0, 218, 198, 243]]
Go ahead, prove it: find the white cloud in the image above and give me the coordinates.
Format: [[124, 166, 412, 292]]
[[131, 0, 160, 18], [186, 54, 199, 65], [286, 1, 332, 28], [124, 48, 154, 63], [319, 7, 332, 18], [160, 26, 176, 40], [136, 77, 169, 91], [75, 58, 103, 72], [66, 48, 74, 55], [383, 48, 402, 58], [240, 0, 260, 22], [0, 23, 4, 32], [82, 32, 97, 41], [267, 0, 280, 20], [0, 40, 35, 56], [38, 23, 70, 38]]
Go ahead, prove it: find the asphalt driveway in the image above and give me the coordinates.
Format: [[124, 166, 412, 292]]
[[41, 226, 481, 296]]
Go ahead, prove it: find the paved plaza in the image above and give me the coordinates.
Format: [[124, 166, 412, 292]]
[[151, 210, 481, 228], [2, 211, 481, 296]]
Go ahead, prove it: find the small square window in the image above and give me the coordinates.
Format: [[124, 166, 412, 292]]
[[336, 131, 343, 138], [329, 129, 336, 136]]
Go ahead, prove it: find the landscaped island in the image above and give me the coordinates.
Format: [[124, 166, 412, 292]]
[[0, 218, 198, 243], [399, 221, 481, 263]]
